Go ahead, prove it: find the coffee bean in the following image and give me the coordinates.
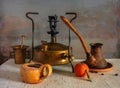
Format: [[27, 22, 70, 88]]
[[114, 73, 118, 76], [101, 73, 104, 75]]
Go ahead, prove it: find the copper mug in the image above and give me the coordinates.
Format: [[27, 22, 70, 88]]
[[20, 62, 52, 84]]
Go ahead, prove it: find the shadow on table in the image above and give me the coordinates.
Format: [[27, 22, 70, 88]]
[[0, 69, 22, 82], [52, 67, 75, 77], [52, 68, 89, 81], [52, 59, 84, 77]]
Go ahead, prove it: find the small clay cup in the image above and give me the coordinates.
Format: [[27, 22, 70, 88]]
[[20, 62, 52, 84]]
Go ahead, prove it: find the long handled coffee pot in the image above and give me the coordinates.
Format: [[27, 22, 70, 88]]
[[60, 16, 113, 71]]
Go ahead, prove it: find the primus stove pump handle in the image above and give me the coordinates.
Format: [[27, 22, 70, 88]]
[[26, 12, 39, 62]]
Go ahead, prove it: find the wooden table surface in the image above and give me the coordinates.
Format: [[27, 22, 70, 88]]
[[0, 58, 120, 88]]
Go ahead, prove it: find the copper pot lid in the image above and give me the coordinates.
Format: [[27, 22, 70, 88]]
[[35, 42, 69, 51]]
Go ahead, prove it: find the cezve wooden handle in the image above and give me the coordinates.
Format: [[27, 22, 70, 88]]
[[60, 16, 90, 55]]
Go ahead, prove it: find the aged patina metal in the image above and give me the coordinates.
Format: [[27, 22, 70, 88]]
[[12, 45, 29, 64], [89, 43, 107, 68], [34, 41, 74, 65], [33, 15, 74, 65], [12, 35, 29, 64]]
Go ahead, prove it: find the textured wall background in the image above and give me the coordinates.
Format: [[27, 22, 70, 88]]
[[0, 0, 120, 59]]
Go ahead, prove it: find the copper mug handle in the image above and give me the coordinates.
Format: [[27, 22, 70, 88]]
[[39, 64, 52, 80]]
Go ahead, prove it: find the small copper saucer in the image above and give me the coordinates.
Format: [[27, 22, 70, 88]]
[[89, 62, 113, 72]]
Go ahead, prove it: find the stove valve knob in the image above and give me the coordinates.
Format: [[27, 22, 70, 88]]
[[61, 53, 68, 59]]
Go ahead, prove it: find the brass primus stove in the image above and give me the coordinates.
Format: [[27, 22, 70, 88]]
[[34, 15, 74, 66], [25, 12, 75, 72]]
